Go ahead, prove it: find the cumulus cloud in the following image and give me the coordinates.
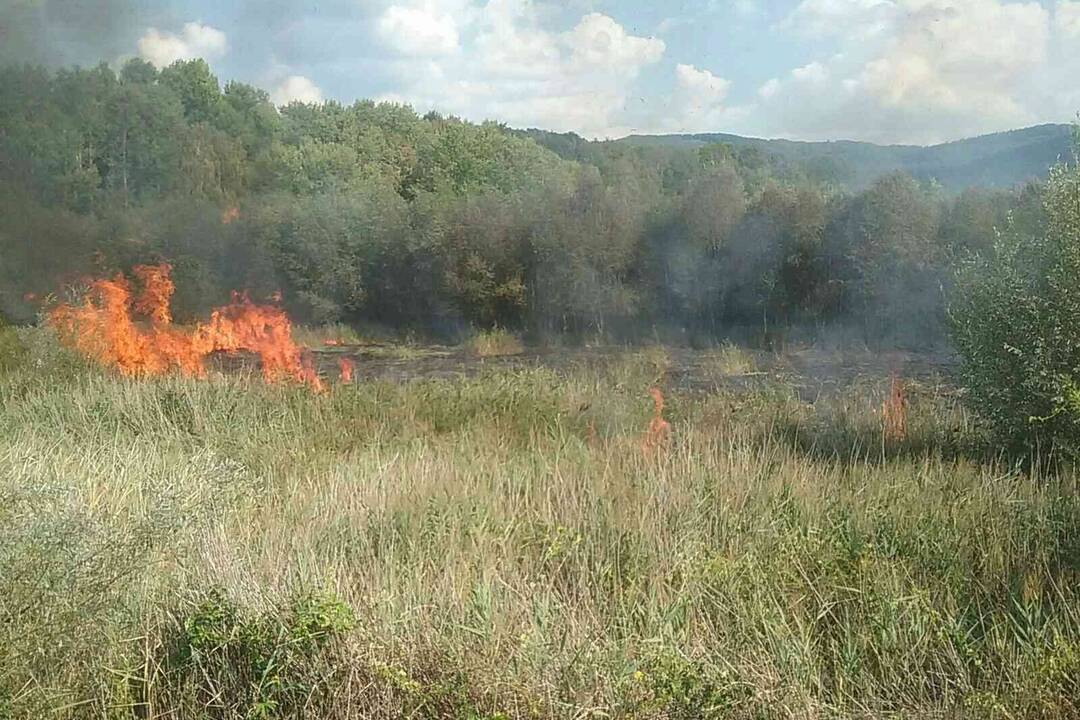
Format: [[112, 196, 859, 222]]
[[376, 1, 665, 138], [741, 0, 1078, 144], [137, 22, 227, 68], [663, 63, 733, 132], [564, 13, 665, 70], [271, 75, 324, 105], [377, 3, 461, 56]]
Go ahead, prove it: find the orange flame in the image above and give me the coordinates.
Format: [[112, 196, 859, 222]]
[[338, 357, 354, 383], [641, 386, 672, 457], [222, 206, 240, 224], [132, 264, 174, 325], [48, 264, 324, 391], [882, 373, 906, 443]]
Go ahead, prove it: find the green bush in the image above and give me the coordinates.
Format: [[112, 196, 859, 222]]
[[951, 159, 1080, 456], [166, 589, 355, 718]]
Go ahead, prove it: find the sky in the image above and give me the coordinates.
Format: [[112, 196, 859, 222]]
[[3, 0, 1080, 144]]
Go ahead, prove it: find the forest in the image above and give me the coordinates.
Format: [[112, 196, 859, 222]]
[[1, 58, 1065, 345]]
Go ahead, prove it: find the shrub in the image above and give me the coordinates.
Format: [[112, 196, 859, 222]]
[[951, 160, 1080, 456], [163, 589, 356, 718]]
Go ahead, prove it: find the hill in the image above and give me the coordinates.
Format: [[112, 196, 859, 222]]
[[527, 124, 1076, 191]]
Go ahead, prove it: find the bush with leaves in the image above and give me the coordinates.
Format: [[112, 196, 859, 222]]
[[161, 589, 356, 719], [951, 159, 1080, 456]]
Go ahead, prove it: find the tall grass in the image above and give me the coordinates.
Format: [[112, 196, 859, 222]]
[[1, 329, 1078, 718]]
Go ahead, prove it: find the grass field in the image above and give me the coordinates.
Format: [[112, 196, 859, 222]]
[[2, 325, 1079, 719]]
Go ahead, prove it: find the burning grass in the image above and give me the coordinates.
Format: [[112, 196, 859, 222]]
[[47, 264, 324, 391], [1, 331, 1077, 719]]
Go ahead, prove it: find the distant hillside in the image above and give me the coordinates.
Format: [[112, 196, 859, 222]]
[[524, 124, 1076, 191]]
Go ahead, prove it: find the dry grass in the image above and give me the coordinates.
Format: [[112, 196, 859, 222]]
[[1, 329, 1079, 719], [292, 323, 367, 348], [465, 327, 525, 357], [703, 341, 757, 377]]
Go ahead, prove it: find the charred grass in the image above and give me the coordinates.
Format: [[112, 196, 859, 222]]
[[1, 329, 1079, 719]]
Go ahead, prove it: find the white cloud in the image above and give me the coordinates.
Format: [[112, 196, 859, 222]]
[[377, 3, 461, 57], [271, 75, 324, 105], [758, 78, 780, 99], [662, 63, 735, 133], [676, 63, 730, 100], [1057, 0, 1080, 38], [781, 0, 895, 39], [563, 13, 665, 70], [136, 22, 227, 68], [376, 2, 665, 138], [744, 0, 1077, 144]]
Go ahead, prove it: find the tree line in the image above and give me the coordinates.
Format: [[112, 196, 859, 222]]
[[0, 58, 1052, 345]]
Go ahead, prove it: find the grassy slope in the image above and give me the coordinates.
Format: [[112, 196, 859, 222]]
[[2, 327, 1079, 719]]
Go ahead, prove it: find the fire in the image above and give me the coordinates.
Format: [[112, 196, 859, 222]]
[[132, 264, 174, 325], [222, 206, 240, 224], [882, 373, 907, 443], [338, 357, 354, 383], [641, 386, 672, 457], [48, 264, 324, 391]]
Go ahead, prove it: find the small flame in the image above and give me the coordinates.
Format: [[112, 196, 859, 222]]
[[641, 386, 672, 457], [48, 264, 324, 392], [23, 292, 37, 302], [338, 357, 354, 383], [882, 373, 907, 443], [222, 206, 240, 224]]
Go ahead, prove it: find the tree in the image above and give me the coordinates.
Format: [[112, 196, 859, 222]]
[[159, 60, 222, 124], [952, 159, 1080, 456]]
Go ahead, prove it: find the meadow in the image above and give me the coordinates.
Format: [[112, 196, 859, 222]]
[[2, 325, 1079, 719]]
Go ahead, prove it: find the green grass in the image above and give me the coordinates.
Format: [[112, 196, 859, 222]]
[[1, 330, 1079, 718]]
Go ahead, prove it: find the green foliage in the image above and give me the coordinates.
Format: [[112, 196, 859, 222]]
[[172, 589, 355, 718], [0, 60, 1063, 345], [622, 652, 749, 719], [952, 161, 1080, 456]]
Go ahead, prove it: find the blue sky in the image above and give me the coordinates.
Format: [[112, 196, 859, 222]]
[[9, 0, 1080, 143]]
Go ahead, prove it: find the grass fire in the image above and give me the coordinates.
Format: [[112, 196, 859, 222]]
[[47, 264, 325, 391], [3, 20, 1080, 720]]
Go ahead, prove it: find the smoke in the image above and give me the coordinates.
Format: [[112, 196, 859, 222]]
[[0, 0, 167, 67]]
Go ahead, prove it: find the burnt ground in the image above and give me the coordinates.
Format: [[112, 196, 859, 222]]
[[249, 343, 960, 401]]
